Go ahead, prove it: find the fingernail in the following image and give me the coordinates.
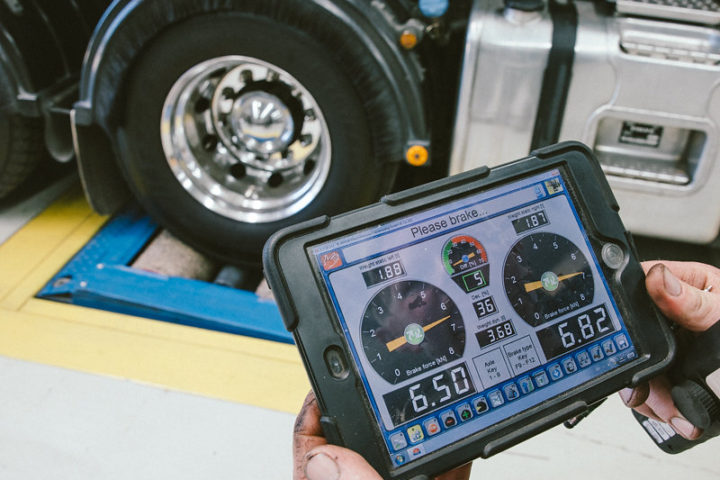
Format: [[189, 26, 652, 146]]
[[670, 416, 697, 439], [619, 388, 634, 406], [305, 452, 340, 480], [663, 266, 682, 297]]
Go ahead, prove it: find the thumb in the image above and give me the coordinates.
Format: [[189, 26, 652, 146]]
[[303, 445, 383, 480], [645, 263, 720, 332]]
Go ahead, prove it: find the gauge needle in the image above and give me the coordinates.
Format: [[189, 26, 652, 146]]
[[524, 272, 584, 293], [453, 252, 475, 266], [385, 315, 452, 352]]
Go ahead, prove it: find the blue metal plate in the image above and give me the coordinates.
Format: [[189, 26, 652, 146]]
[[37, 208, 292, 344]]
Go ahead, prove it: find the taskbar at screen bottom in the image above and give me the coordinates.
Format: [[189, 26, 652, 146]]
[[382, 331, 636, 467]]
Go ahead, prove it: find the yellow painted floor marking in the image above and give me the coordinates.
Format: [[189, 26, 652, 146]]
[[0, 182, 308, 414]]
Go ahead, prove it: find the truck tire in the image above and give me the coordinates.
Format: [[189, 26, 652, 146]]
[[0, 69, 44, 199], [118, 10, 399, 265]]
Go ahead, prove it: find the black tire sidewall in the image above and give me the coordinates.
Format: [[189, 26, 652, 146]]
[[120, 12, 394, 263]]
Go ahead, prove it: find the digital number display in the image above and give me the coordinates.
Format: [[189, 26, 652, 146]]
[[536, 304, 616, 360], [460, 269, 487, 293], [475, 320, 516, 348], [512, 210, 548, 234], [383, 363, 476, 427], [472, 296, 497, 319], [362, 260, 406, 288]]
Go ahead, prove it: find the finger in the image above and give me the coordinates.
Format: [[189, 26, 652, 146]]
[[619, 382, 649, 408], [633, 402, 663, 423], [642, 261, 720, 290], [619, 383, 661, 421], [434, 462, 473, 480], [304, 445, 383, 480], [294, 391, 328, 480], [295, 391, 324, 438], [642, 377, 702, 440], [645, 263, 720, 332]]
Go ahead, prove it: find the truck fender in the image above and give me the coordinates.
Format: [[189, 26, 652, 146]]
[[72, 0, 429, 214]]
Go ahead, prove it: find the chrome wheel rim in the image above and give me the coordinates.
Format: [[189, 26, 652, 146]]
[[160, 55, 331, 223]]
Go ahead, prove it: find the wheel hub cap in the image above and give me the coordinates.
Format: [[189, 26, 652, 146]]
[[231, 91, 295, 155], [160, 55, 330, 224]]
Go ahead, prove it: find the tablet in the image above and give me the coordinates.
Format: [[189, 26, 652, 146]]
[[264, 142, 674, 479]]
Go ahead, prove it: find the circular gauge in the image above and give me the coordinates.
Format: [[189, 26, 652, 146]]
[[503, 232, 594, 327], [441, 235, 488, 275], [361, 280, 465, 384]]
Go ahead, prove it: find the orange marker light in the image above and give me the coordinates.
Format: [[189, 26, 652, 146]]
[[406, 145, 429, 166], [399, 31, 419, 50]]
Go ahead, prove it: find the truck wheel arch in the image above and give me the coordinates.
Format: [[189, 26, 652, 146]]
[[73, 0, 428, 262]]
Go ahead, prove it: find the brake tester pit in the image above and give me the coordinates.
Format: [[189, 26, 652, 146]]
[[0, 179, 717, 479]]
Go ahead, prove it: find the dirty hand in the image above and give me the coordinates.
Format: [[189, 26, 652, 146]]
[[619, 261, 720, 440], [294, 391, 472, 480]]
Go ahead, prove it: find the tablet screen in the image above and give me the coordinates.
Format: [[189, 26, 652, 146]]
[[311, 168, 638, 467]]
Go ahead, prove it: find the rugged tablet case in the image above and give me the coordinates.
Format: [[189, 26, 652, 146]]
[[263, 141, 675, 480]]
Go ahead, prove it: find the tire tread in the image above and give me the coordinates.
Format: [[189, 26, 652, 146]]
[[0, 114, 45, 199]]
